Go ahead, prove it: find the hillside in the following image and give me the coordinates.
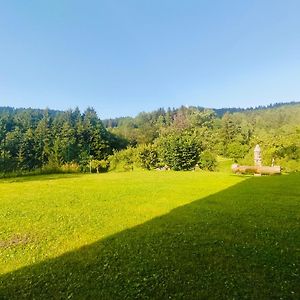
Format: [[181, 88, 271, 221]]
[[104, 102, 300, 171], [0, 101, 299, 174]]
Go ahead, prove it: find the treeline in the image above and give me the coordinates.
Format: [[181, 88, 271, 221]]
[[0, 107, 127, 174], [0, 102, 300, 175], [103, 101, 300, 129], [104, 103, 300, 172], [213, 101, 300, 117]]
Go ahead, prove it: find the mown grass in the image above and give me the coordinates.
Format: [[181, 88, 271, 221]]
[[0, 171, 299, 299]]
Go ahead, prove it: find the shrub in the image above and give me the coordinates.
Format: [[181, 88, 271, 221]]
[[198, 151, 217, 171], [156, 132, 200, 170], [90, 159, 108, 173], [60, 162, 80, 173], [136, 144, 159, 170], [42, 162, 80, 174], [226, 141, 249, 162], [277, 158, 300, 173], [41, 163, 63, 174], [108, 147, 136, 171]]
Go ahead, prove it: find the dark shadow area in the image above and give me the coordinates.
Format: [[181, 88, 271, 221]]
[[0, 174, 299, 299], [0, 173, 83, 184]]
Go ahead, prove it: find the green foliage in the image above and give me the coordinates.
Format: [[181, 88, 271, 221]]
[[136, 144, 159, 170], [90, 159, 108, 173], [108, 147, 136, 171], [1, 103, 300, 174], [60, 162, 80, 173], [226, 141, 249, 161], [18, 128, 38, 170], [275, 144, 300, 160], [278, 158, 300, 172], [198, 150, 217, 171], [41, 160, 63, 174], [78, 151, 91, 172], [0, 107, 126, 174], [0, 158, 18, 173], [157, 132, 200, 170]]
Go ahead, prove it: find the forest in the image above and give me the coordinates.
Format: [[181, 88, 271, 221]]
[[0, 101, 299, 175]]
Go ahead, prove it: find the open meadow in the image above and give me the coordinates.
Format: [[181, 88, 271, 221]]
[[0, 171, 299, 299]]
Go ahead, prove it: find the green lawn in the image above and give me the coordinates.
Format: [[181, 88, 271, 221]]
[[0, 171, 299, 299]]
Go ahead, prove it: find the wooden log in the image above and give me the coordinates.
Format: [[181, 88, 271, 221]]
[[231, 164, 281, 175], [259, 166, 281, 175]]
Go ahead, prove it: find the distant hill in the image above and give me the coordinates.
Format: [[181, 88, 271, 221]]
[[102, 101, 300, 128], [212, 101, 300, 117], [0, 106, 62, 117], [1, 101, 299, 124]]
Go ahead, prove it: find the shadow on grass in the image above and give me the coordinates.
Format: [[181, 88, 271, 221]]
[[0, 174, 299, 299]]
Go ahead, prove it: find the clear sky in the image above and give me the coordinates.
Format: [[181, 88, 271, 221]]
[[1, 0, 300, 119]]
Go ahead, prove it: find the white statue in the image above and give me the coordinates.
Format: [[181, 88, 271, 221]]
[[254, 144, 262, 166]]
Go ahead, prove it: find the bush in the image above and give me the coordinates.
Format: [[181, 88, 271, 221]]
[[60, 162, 80, 173], [156, 132, 200, 171], [108, 148, 136, 171], [42, 162, 80, 174], [90, 159, 108, 173], [136, 144, 159, 170], [198, 151, 217, 171], [41, 163, 63, 174], [226, 142, 249, 162], [277, 158, 300, 173]]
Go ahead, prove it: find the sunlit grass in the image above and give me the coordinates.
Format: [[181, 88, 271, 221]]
[[0, 171, 244, 274], [1, 171, 299, 299]]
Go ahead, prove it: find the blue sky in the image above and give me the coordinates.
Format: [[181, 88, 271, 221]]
[[1, 0, 300, 118]]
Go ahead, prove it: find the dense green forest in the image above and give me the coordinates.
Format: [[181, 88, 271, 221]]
[[0, 107, 127, 174], [0, 102, 299, 175]]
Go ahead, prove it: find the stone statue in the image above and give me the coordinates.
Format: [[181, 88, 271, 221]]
[[254, 144, 262, 166], [231, 144, 281, 175]]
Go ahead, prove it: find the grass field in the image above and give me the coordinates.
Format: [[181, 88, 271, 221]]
[[0, 171, 299, 299]]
